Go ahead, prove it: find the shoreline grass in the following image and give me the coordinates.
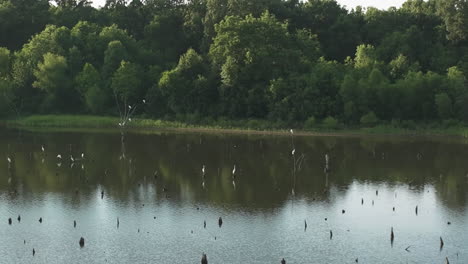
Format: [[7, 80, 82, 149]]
[[2, 115, 468, 138]]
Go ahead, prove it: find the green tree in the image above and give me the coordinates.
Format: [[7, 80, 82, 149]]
[[0, 47, 14, 116], [102, 40, 128, 79], [0, 77, 15, 117], [0, 0, 50, 50], [360, 111, 379, 126], [437, 0, 468, 42], [435, 92, 452, 119], [33, 53, 76, 111], [0, 47, 10, 77], [111, 60, 143, 108], [158, 48, 214, 115], [76, 63, 108, 113], [354, 44, 379, 69], [210, 11, 320, 118]]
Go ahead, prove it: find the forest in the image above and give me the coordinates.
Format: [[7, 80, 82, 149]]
[[0, 0, 467, 129]]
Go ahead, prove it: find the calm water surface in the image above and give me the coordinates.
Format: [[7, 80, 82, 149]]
[[0, 127, 467, 263]]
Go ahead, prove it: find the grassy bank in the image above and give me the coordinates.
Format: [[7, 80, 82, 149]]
[[3, 115, 468, 137]]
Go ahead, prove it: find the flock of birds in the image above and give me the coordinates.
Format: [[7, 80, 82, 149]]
[[2, 130, 461, 264]]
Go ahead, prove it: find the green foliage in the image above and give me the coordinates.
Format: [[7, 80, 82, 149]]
[[102, 40, 128, 79], [111, 60, 143, 105], [0, 47, 10, 76], [437, 0, 468, 42], [435, 92, 452, 119], [75, 63, 108, 113], [0, 78, 15, 117], [159, 48, 213, 115], [322, 116, 339, 129], [0, 0, 467, 127], [33, 52, 77, 112], [210, 11, 320, 118], [33, 53, 69, 94], [354, 44, 378, 69], [303, 116, 316, 130], [0, 0, 50, 50], [360, 111, 379, 126]]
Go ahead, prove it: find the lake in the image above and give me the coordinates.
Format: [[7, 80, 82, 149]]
[[0, 127, 467, 263]]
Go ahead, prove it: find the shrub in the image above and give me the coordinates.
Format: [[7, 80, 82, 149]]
[[360, 111, 379, 126], [442, 119, 460, 128], [401, 120, 416, 129], [303, 116, 316, 130], [322, 116, 339, 129]]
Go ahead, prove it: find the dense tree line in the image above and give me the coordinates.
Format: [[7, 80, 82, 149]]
[[0, 0, 468, 127]]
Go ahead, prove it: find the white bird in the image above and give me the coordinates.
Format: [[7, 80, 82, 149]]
[[142, 99, 146, 104], [292, 149, 295, 155], [57, 154, 62, 159], [129, 118, 132, 122], [290, 129, 294, 134], [41, 145, 45, 152], [7, 157, 11, 163], [232, 165, 236, 175], [202, 165, 206, 176], [118, 123, 122, 126], [81, 153, 84, 159], [128, 105, 132, 109]]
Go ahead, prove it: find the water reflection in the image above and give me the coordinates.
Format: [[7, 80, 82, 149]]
[[2, 129, 467, 207], [0, 128, 467, 263]]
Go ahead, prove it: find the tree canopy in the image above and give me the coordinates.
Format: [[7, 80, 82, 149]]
[[1, 0, 467, 126]]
